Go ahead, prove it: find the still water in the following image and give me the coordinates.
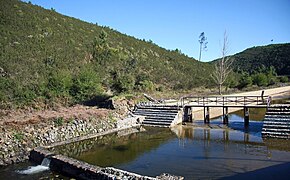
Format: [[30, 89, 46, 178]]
[[51, 107, 290, 179], [1, 107, 290, 179]]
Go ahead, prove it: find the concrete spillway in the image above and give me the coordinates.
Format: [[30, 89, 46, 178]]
[[262, 105, 290, 139], [133, 105, 183, 127]]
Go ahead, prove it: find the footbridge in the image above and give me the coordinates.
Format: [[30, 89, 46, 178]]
[[133, 88, 290, 139], [180, 95, 271, 126]]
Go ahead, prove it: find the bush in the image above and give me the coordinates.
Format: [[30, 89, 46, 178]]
[[280, 76, 289, 83], [136, 80, 155, 92], [238, 73, 252, 89], [54, 117, 64, 126], [71, 67, 103, 101], [252, 73, 268, 86], [111, 73, 135, 93], [47, 70, 73, 96]]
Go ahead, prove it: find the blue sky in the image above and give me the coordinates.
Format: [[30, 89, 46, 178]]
[[23, 0, 290, 61]]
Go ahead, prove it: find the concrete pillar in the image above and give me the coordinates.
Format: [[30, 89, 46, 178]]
[[223, 107, 229, 124], [183, 107, 192, 122], [204, 106, 210, 124], [244, 107, 249, 127]]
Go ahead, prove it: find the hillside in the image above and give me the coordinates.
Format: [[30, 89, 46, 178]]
[[231, 43, 290, 75], [1, 0, 289, 109], [0, 0, 213, 108]]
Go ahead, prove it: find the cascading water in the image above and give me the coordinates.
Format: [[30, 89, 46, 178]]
[[16, 158, 51, 175]]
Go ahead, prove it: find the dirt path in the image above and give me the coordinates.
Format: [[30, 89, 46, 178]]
[[226, 85, 290, 98]]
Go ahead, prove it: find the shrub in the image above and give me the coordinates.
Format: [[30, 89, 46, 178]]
[[136, 80, 155, 92], [111, 73, 135, 93], [47, 70, 73, 96], [252, 73, 268, 86], [280, 76, 289, 83], [71, 67, 103, 101], [54, 117, 64, 126], [13, 132, 24, 141], [238, 73, 252, 89]]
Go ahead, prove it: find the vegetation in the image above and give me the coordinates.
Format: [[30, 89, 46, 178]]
[[198, 32, 208, 61], [0, 0, 289, 109], [0, 0, 213, 108], [231, 43, 290, 76]]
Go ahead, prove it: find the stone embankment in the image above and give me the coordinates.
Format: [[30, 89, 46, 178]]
[[0, 118, 116, 166], [0, 98, 136, 166], [30, 129, 183, 180]]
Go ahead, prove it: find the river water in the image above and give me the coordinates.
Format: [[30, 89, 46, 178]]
[[1, 105, 290, 179]]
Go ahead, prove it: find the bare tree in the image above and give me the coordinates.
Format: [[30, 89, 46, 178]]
[[198, 32, 208, 61], [211, 31, 233, 95]]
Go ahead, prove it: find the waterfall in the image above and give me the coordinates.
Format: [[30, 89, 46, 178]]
[[41, 157, 51, 167], [16, 158, 50, 175]]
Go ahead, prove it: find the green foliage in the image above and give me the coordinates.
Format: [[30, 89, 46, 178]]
[[224, 72, 239, 88], [71, 67, 103, 102], [252, 73, 268, 86], [238, 72, 253, 89], [0, 0, 216, 108], [237, 66, 281, 89], [111, 72, 135, 93], [1, 0, 288, 109], [13, 132, 24, 141], [231, 44, 290, 76], [54, 117, 64, 126], [279, 76, 289, 83], [47, 70, 73, 97], [136, 80, 155, 92]]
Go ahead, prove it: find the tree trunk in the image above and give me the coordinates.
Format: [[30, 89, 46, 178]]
[[219, 84, 222, 95], [198, 42, 202, 61]]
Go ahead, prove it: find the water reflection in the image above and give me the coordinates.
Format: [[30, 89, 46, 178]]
[[49, 105, 290, 179], [51, 124, 290, 179]]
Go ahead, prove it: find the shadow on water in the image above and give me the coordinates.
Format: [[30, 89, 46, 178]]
[[221, 162, 290, 180]]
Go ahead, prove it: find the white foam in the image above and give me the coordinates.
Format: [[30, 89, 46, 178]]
[[16, 158, 51, 175], [16, 165, 49, 175]]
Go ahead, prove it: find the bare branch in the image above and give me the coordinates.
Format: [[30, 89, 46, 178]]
[[211, 30, 234, 95]]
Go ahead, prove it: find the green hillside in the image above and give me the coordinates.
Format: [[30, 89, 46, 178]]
[[0, 0, 213, 108], [231, 43, 290, 75], [0, 0, 289, 109]]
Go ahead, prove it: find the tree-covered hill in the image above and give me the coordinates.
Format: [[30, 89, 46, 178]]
[[0, 0, 213, 108], [0, 0, 289, 109], [231, 43, 290, 75]]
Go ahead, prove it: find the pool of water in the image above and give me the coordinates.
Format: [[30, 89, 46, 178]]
[[50, 109, 290, 179], [1, 103, 290, 179]]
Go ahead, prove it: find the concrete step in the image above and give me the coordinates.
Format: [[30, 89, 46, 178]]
[[142, 121, 171, 126], [265, 115, 290, 119], [265, 111, 290, 115], [133, 111, 177, 117], [136, 106, 179, 112], [262, 134, 289, 139], [141, 124, 170, 128], [264, 117, 290, 121], [263, 122, 290, 126], [262, 131, 290, 136], [145, 116, 176, 120], [134, 110, 179, 114], [263, 125, 290, 129], [137, 105, 179, 109], [262, 128, 290, 133], [144, 118, 173, 123], [134, 105, 181, 128]]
